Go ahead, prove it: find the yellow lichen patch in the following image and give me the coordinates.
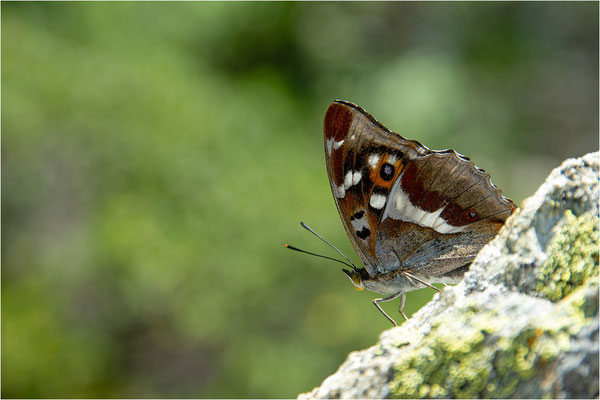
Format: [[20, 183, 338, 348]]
[[536, 210, 599, 301], [387, 285, 600, 400], [388, 206, 600, 400], [557, 277, 599, 328]]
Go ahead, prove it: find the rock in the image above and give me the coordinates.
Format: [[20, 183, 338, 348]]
[[298, 152, 599, 399]]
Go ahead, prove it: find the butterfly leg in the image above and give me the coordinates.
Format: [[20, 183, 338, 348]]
[[402, 271, 441, 292], [397, 293, 408, 321], [372, 291, 405, 327]]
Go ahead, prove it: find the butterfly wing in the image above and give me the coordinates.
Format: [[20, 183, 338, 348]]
[[324, 100, 516, 278]]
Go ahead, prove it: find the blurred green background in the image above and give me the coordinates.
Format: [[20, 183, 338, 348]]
[[2, 2, 598, 398]]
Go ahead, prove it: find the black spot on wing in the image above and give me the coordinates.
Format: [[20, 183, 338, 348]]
[[343, 149, 355, 177], [380, 163, 395, 180], [356, 226, 371, 239], [350, 210, 365, 221]]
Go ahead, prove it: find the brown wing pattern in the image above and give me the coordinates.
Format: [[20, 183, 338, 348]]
[[324, 100, 516, 278], [324, 102, 381, 275]]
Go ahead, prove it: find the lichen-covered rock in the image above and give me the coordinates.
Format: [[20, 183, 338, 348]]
[[298, 152, 599, 399]]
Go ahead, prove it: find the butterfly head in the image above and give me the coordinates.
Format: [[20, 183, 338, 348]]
[[342, 268, 366, 291]]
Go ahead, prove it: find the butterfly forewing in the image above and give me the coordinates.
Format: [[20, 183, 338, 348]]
[[324, 102, 380, 275], [324, 100, 516, 280]]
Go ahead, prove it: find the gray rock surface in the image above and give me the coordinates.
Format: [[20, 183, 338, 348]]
[[299, 152, 599, 399]]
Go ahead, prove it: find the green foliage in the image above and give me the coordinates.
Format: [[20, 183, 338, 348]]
[[2, 2, 598, 398]]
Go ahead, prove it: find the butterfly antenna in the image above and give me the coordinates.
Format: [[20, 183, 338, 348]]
[[298, 222, 358, 271], [284, 244, 356, 269]]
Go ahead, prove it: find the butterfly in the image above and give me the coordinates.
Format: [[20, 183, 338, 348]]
[[323, 100, 516, 326]]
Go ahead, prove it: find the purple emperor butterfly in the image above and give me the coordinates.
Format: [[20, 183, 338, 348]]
[[322, 100, 516, 326]]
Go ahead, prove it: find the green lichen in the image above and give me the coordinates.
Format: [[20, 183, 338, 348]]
[[388, 281, 598, 399], [536, 210, 599, 301], [560, 277, 599, 325], [387, 209, 599, 399]]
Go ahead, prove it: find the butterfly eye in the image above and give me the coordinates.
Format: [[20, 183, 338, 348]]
[[380, 163, 395, 181]]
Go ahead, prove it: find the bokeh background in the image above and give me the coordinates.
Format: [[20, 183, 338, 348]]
[[2, 2, 598, 398]]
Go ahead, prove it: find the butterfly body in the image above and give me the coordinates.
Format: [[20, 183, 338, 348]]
[[324, 100, 516, 324]]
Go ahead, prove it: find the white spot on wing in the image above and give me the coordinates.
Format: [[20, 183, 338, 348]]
[[387, 154, 397, 164], [350, 209, 368, 233], [417, 207, 444, 228], [344, 171, 353, 189], [343, 170, 363, 190], [384, 184, 467, 234], [368, 154, 380, 169], [326, 139, 344, 156], [370, 193, 387, 209], [334, 184, 346, 198], [433, 218, 467, 234]]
